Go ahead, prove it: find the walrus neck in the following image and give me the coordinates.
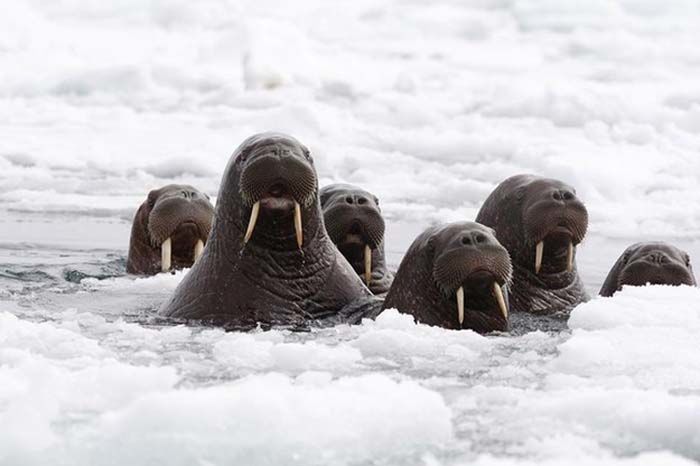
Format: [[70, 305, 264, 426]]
[[510, 262, 588, 315]]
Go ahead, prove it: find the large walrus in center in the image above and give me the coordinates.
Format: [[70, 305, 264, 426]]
[[476, 174, 589, 315], [159, 133, 372, 329]]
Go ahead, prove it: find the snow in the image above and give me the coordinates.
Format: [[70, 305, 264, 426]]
[[2, 0, 700, 464]]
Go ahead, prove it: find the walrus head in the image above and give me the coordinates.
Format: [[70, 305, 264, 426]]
[[600, 242, 696, 297], [160, 132, 372, 329], [476, 174, 589, 315], [320, 183, 389, 292], [227, 133, 319, 251], [127, 184, 213, 275], [384, 222, 512, 333]]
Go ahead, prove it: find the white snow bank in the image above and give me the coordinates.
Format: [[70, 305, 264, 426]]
[[79, 373, 451, 466], [0, 309, 453, 465], [464, 451, 697, 466], [568, 285, 700, 330], [554, 286, 700, 389]]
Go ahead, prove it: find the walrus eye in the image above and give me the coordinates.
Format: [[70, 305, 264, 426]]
[[147, 190, 159, 209], [302, 147, 313, 162]]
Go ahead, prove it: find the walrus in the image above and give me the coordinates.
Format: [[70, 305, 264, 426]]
[[159, 133, 372, 329], [475, 174, 589, 315], [320, 183, 393, 294], [383, 222, 511, 333], [600, 242, 696, 297], [127, 184, 214, 275]]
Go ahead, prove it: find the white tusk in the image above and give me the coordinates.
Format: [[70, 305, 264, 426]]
[[161, 237, 172, 273], [457, 286, 465, 326], [194, 239, 204, 263], [244, 201, 260, 244], [493, 282, 508, 320], [364, 245, 372, 285], [294, 202, 303, 249], [535, 241, 544, 274], [567, 242, 574, 273]]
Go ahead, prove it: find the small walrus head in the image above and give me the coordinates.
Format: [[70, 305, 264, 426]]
[[225, 133, 319, 251], [127, 184, 214, 274], [478, 175, 588, 277], [600, 242, 696, 297], [320, 183, 385, 286], [384, 222, 512, 333]]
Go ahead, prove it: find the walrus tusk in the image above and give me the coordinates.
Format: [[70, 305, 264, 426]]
[[457, 286, 464, 326], [244, 201, 260, 243], [194, 239, 204, 263], [161, 237, 172, 272], [493, 282, 508, 320], [364, 245, 372, 285], [567, 242, 574, 273], [535, 241, 544, 274], [294, 201, 303, 249]]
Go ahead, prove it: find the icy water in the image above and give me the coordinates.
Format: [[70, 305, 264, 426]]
[[3, 0, 700, 464], [2, 211, 700, 465]]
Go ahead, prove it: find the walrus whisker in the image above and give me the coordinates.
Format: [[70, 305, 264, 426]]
[[194, 239, 204, 263], [493, 282, 508, 320], [364, 244, 372, 285], [161, 237, 172, 273], [457, 286, 464, 326], [244, 201, 261, 244], [535, 241, 544, 274], [294, 201, 303, 249], [567, 242, 574, 273]]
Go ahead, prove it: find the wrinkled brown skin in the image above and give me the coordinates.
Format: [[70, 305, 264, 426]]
[[383, 222, 512, 334], [159, 133, 373, 330], [476, 174, 589, 316], [320, 183, 393, 295], [127, 184, 213, 275], [600, 242, 696, 297]]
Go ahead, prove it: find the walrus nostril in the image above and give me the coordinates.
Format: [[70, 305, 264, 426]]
[[475, 233, 486, 244], [345, 196, 354, 204], [562, 191, 575, 201], [461, 236, 472, 246], [357, 197, 368, 205], [552, 191, 563, 201]]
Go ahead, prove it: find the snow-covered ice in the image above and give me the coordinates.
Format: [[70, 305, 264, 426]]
[[1, 0, 700, 464]]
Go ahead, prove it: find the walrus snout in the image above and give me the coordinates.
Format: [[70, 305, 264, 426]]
[[618, 244, 696, 290], [238, 149, 317, 250], [324, 204, 385, 250], [239, 152, 317, 208], [523, 187, 588, 275], [432, 228, 512, 325], [433, 245, 512, 295], [524, 196, 588, 246], [148, 196, 213, 247]]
